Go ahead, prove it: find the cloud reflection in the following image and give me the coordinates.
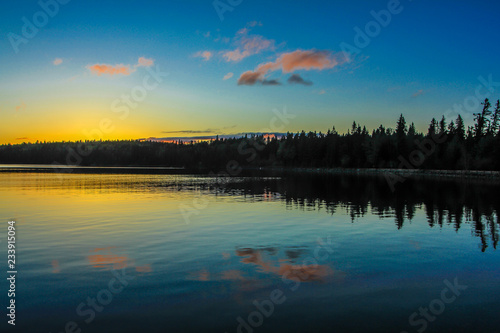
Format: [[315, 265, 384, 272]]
[[86, 247, 153, 273], [236, 247, 336, 282], [51, 260, 60, 274], [87, 247, 129, 270], [187, 246, 342, 285]]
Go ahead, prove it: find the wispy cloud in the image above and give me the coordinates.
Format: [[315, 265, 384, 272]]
[[223, 72, 234, 80], [194, 51, 213, 61], [247, 21, 262, 28], [53, 58, 63, 66], [162, 130, 215, 134], [223, 24, 275, 62], [412, 89, 425, 98], [15, 101, 26, 112], [236, 27, 249, 35], [15, 137, 30, 140], [161, 125, 236, 135], [238, 49, 345, 85], [67, 75, 79, 82], [88, 57, 154, 76], [223, 35, 274, 62], [136, 57, 154, 67], [288, 74, 312, 86]]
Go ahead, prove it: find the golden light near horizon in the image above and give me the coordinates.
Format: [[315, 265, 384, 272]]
[[1, 1, 500, 333], [3, 0, 498, 145]]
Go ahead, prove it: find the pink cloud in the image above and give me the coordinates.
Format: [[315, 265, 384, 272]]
[[223, 72, 234, 80], [89, 64, 132, 76], [136, 57, 154, 67], [236, 28, 249, 35], [88, 57, 154, 76], [238, 49, 346, 85], [238, 71, 264, 85], [223, 49, 247, 62], [247, 21, 262, 28], [53, 58, 63, 66], [223, 31, 275, 62], [194, 51, 213, 61], [412, 89, 425, 98], [279, 50, 341, 72]]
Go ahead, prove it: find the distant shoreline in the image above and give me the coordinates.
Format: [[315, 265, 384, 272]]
[[267, 167, 500, 179], [1, 163, 499, 180]]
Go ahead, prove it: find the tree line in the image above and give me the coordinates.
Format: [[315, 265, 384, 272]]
[[1, 98, 500, 171]]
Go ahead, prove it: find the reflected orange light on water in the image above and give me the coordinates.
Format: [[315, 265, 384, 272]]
[[51, 260, 60, 274], [88, 247, 129, 270], [236, 248, 337, 282]]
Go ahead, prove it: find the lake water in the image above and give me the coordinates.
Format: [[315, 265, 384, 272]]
[[0, 169, 499, 333]]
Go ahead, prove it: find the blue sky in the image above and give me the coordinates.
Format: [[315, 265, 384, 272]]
[[1, 0, 499, 143]]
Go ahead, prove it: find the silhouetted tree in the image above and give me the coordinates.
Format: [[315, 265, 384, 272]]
[[474, 98, 491, 139], [1, 104, 500, 171]]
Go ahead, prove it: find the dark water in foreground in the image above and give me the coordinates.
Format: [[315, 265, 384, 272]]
[[0, 169, 499, 333]]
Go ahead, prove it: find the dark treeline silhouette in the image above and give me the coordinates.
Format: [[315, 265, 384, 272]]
[[2, 98, 500, 170]]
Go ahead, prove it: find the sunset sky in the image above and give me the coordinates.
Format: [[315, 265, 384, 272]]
[[1, 0, 500, 144]]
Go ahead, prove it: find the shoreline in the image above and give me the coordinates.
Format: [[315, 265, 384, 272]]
[[267, 167, 500, 179], [0, 163, 499, 180]]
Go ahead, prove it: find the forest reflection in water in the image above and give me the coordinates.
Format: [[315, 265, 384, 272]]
[[164, 173, 499, 253], [4, 168, 497, 252], [1, 170, 499, 333]]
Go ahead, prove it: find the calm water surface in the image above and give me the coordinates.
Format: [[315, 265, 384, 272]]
[[0, 170, 499, 333]]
